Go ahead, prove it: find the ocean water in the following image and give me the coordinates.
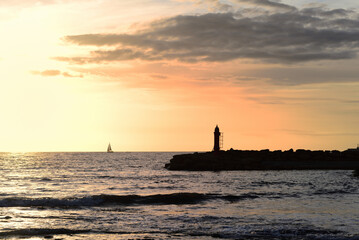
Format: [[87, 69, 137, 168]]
[[0, 152, 358, 240]]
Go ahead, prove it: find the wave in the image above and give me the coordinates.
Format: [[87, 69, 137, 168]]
[[0, 228, 90, 237], [0, 192, 258, 208], [251, 180, 297, 187], [1, 227, 355, 239], [313, 189, 355, 195]]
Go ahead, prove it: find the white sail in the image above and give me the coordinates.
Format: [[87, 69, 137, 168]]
[[107, 143, 113, 153]]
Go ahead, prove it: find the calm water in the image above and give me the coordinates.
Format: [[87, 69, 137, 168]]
[[0, 152, 358, 239]]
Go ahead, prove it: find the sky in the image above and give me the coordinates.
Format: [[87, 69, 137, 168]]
[[1, 0, 359, 152]]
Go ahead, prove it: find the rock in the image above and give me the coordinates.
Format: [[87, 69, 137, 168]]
[[165, 149, 359, 171]]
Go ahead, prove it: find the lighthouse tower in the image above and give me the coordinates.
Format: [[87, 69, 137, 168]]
[[213, 125, 221, 152]]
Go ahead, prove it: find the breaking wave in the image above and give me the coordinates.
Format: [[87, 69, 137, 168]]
[[0, 192, 258, 208]]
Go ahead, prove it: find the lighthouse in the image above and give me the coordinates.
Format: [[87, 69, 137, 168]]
[[213, 125, 221, 152]]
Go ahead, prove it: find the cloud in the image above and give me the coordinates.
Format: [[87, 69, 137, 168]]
[[31, 70, 61, 76], [58, 3, 359, 65], [193, 0, 234, 12], [248, 96, 342, 105], [0, 0, 89, 7], [62, 72, 83, 78], [236, 0, 296, 11], [244, 63, 359, 85], [151, 74, 168, 79], [281, 129, 359, 137], [31, 69, 83, 78], [187, 0, 295, 12], [0, 0, 55, 6]]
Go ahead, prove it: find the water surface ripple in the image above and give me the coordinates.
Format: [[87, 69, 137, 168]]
[[0, 152, 358, 239]]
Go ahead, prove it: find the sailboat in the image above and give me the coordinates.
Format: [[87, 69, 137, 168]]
[[107, 143, 113, 153]]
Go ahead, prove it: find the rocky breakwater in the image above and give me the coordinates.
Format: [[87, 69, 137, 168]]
[[165, 149, 359, 171]]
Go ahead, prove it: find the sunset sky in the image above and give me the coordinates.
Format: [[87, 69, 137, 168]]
[[1, 0, 359, 152]]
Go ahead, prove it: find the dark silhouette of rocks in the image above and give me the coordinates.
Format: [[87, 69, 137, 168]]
[[165, 126, 359, 171], [165, 149, 359, 171]]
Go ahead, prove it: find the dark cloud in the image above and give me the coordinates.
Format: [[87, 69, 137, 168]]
[[58, 2, 359, 64]]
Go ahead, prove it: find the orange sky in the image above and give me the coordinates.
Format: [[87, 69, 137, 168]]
[[0, 0, 358, 152]]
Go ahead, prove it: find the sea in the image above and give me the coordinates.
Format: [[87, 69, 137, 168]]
[[0, 152, 358, 240]]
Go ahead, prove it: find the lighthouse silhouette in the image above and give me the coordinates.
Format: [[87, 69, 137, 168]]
[[213, 125, 221, 152]]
